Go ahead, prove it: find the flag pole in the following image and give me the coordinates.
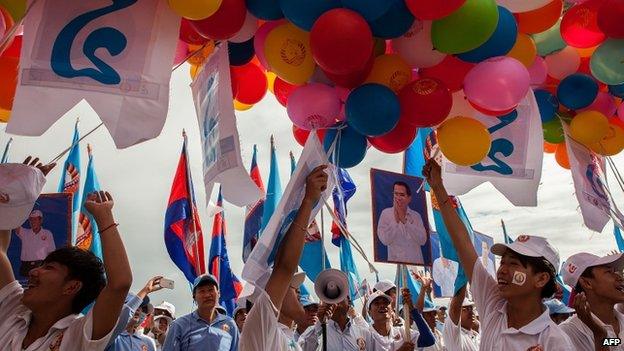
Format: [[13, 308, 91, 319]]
[[183, 129, 203, 276], [1, 137, 13, 163], [48, 122, 103, 165], [402, 265, 411, 340]]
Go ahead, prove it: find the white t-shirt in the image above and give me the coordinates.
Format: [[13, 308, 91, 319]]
[[239, 287, 302, 351], [442, 316, 480, 351], [377, 207, 427, 264], [298, 318, 380, 351], [0, 280, 114, 351], [560, 307, 624, 351], [470, 262, 573, 350], [421, 328, 446, 351], [15, 227, 56, 261], [370, 324, 419, 351], [433, 257, 459, 297]]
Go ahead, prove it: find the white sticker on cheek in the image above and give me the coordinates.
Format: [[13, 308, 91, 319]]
[[512, 271, 527, 286]]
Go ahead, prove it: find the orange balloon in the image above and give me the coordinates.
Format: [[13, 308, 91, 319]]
[[187, 41, 215, 66], [555, 143, 570, 169], [189, 64, 200, 80], [0, 108, 10, 123], [0, 57, 18, 110], [575, 46, 597, 58], [516, 0, 563, 34], [544, 141, 557, 153], [507, 33, 537, 68]]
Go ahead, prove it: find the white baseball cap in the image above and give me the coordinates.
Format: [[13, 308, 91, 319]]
[[29, 210, 43, 218], [155, 301, 176, 318], [153, 315, 173, 325], [367, 290, 393, 311], [373, 279, 396, 294], [561, 252, 624, 288], [423, 306, 440, 313], [233, 304, 247, 318], [0, 163, 46, 230], [462, 298, 475, 307], [491, 235, 560, 272], [239, 270, 306, 303]]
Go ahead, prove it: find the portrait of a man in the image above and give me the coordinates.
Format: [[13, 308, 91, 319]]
[[14, 210, 57, 276]]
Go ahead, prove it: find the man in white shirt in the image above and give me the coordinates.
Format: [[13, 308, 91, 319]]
[[479, 242, 496, 278], [559, 252, 624, 350], [295, 295, 319, 341], [239, 165, 328, 351], [14, 210, 56, 277], [368, 290, 419, 351], [424, 160, 573, 350], [377, 181, 428, 264], [433, 256, 459, 297], [0, 186, 133, 351], [443, 286, 479, 351]]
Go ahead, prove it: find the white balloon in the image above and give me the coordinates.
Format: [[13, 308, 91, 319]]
[[229, 12, 258, 43], [496, 0, 554, 13], [392, 20, 446, 69]]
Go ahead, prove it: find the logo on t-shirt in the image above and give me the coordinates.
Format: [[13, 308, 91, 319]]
[[222, 324, 230, 333], [142, 345, 148, 351], [526, 345, 543, 351], [357, 337, 366, 350], [48, 331, 64, 350]]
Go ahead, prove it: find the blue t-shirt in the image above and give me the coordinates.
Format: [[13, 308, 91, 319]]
[[162, 311, 239, 351]]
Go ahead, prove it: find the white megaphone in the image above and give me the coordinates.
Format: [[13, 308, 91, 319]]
[[314, 269, 349, 304]]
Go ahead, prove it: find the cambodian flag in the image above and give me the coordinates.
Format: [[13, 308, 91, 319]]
[[76, 145, 102, 259], [243, 145, 265, 263], [330, 168, 356, 246], [58, 121, 81, 243], [164, 138, 206, 285], [209, 187, 243, 316]]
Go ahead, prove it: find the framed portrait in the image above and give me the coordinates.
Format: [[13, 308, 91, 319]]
[[474, 231, 496, 278], [8, 193, 72, 284], [430, 231, 460, 298], [371, 169, 431, 266]]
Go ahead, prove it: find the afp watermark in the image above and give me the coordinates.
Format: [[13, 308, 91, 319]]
[[603, 338, 622, 347]]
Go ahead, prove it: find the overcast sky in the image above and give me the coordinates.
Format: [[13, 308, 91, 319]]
[[1, 66, 623, 315]]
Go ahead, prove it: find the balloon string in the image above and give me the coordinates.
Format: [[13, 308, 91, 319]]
[[607, 156, 624, 194]]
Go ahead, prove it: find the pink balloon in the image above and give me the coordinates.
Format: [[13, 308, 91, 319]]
[[464, 56, 530, 112], [391, 20, 446, 69], [287, 83, 341, 130], [528, 56, 548, 86], [230, 12, 258, 43], [545, 46, 580, 80], [580, 92, 617, 117], [173, 40, 189, 66], [254, 20, 285, 70], [337, 103, 346, 122]]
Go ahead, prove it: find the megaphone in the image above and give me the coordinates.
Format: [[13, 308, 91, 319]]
[[314, 269, 349, 304]]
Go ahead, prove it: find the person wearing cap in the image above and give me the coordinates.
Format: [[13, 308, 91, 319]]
[[368, 290, 420, 350], [414, 275, 445, 351], [14, 210, 56, 277], [423, 159, 572, 350], [0, 173, 133, 351], [362, 280, 397, 322], [163, 273, 239, 350], [559, 252, 624, 350], [233, 304, 247, 332], [377, 181, 428, 265], [154, 301, 176, 320], [151, 315, 172, 350], [295, 295, 319, 341], [442, 286, 479, 351], [543, 299, 575, 325], [239, 165, 328, 351]]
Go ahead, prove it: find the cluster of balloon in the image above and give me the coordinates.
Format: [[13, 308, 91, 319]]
[[0, 1, 20, 123]]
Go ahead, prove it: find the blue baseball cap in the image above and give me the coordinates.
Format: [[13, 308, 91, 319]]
[[300, 295, 319, 308], [193, 274, 219, 294], [544, 299, 575, 315]]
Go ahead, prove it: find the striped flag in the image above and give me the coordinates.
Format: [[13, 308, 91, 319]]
[[58, 121, 81, 243], [76, 145, 102, 259], [261, 136, 282, 233], [242, 145, 265, 262]]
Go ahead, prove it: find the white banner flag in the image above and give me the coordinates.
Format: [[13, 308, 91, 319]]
[[6, 0, 179, 149], [442, 91, 543, 206], [564, 127, 624, 232], [191, 43, 262, 208], [242, 134, 335, 285]]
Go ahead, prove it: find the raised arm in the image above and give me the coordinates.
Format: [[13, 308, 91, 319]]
[[448, 285, 467, 325], [423, 160, 478, 281], [88, 191, 133, 340], [265, 165, 328, 311], [402, 288, 435, 347]]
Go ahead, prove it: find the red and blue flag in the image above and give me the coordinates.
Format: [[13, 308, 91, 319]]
[[243, 145, 265, 262]]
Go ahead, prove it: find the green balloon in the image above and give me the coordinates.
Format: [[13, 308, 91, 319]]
[[431, 0, 499, 55], [543, 118, 564, 144], [590, 39, 624, 86], [532, 19, 566, 57], [0, 0, 26, 21]]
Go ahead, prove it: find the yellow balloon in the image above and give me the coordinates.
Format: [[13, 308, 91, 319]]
[[437, 117, 491, 166], [264, 23, 315, 85], [0, 108, 10, 123], [590, 124, 624, 156], [570, 110, 609, 146], [576, 46, 598, 58], [234, 100, 254, 111], [167, 0, 223, 20], [187, 41, 215, 67], [190, 65, 200, 80], [507, 33, 537, 68], [364, 54, 411, 93], [266, 71, 277, 94]]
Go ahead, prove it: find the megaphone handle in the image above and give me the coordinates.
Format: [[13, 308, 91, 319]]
[[322, 322, 328, 351]]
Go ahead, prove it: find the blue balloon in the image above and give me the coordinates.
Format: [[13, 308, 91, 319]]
[[341, 0, 394, 22], [346, 84, 400, 136], [323, 125, 368, 168], [557, 74, 599, 110], [279, 0, 341, 31], [246, 0, 284, 20], [534, 89, 559, 123], [457, 6, 517, 63], [368, 0, 414, 39], [228, 38, 255, 66], [609, 83, 624, 98]]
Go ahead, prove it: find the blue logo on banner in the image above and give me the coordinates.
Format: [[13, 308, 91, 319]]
[[471, 110, 517, 175]]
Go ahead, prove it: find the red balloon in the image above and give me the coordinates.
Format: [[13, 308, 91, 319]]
[[469, 101, 516, 117], [0, 57, 18, 110], [274, 77, 298, 107], [420, 56, 475, 92], [231, 63, 267, 105], [179, 19, 208, 45], [1, 35, 21, 59], [399, 78, 452, 127], [190, 0, 246, 40], [323, 54, 374, 89], [577, 56, 591, 75], [405, 0, 466, 20], [598, 0, 624, 39], [292, 125, 327, 146], [368, 119, 418, 153], [561, 0, 606, 48], [310, 9, 373, 75]]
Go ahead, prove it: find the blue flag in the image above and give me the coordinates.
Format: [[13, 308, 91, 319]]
[[339, 237, 363, 300], [290, 151, 297, 175], [1, 137, 12, 164], [261, 138, 282, 232], [396, 268, 435, 309], [299, 221, 331, 282], [58, 122, 81, 243], [614, 223, 624, 252], [76, 145, 102, 259], [501, 219, 514, 244]]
